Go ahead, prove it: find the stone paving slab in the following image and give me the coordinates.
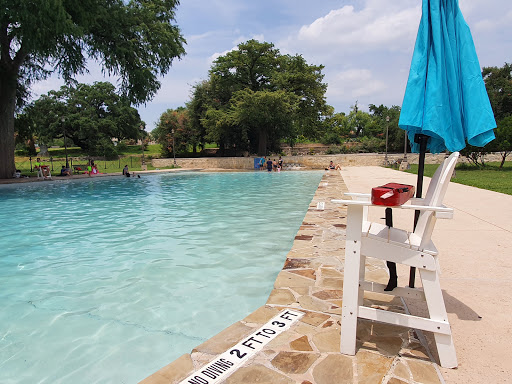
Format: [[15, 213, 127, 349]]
[[141, 170, 443, 384]]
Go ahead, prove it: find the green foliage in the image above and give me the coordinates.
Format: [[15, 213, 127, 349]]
[[15, 82, 143, 157], [1, 0, 186, 178], [188, 39, 329, 156], [153, 108, 191, 157], [368, 104, 405, 152], [320, 104, 403, 152], [482, 63, 512, 121], [460, 63, 512, 166], [229, 89, 299, 155], [186, 81, 211, 152], [494, 116, 512, 167], [358, 136, 386, 153]]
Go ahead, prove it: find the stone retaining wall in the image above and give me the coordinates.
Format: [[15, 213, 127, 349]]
[[152, 152, 502, 170]]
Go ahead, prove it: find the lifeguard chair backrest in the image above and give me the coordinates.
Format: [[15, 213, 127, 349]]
[[413, 152, 459, 246]]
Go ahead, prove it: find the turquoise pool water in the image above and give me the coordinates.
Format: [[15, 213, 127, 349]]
[[0, 170, 323, 383]]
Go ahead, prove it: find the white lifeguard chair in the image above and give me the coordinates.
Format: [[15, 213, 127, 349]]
[[37, 165, 52, 180], [332, 152, 459, 368]]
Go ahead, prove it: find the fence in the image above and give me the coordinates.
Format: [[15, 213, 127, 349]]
[[14, 155, 148, 176]]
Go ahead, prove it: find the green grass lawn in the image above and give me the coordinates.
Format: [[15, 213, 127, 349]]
[[403, 161, 512, 195]]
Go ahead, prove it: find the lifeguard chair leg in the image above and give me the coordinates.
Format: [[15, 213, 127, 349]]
[[340, 204, 365, 355], [419, 268, 458, 368]]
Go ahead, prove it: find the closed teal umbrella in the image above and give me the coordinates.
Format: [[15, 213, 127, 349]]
[[399, 0, 496, 154], [396, 0, 496, 288]]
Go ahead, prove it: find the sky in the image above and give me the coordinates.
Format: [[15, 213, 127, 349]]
[[33, 0, 512, 131]]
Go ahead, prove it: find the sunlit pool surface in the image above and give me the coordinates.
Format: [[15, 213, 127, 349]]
[[0, 170, 323, 383]]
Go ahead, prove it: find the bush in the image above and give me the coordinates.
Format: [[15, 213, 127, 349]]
[[116, 142, 128, 152], [325, 145, 341, 155], [321, 132, 342, 145], [358, 137, 385, 153]]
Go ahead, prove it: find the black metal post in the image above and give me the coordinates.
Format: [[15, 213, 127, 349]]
[[29, 156, 33, 172], [385, 208, 398, 291], [409, 134, 429, 288], [50, 157, 54, 171], [61, 117, 69, 168], [385, 116, 390, 166], [404, 131, 408, 162], [172, 129, 176, 165]]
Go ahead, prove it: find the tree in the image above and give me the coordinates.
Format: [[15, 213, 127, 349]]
[[15, 82, 142, 158], [322, 111, 350, 145], [153, 108, 190, 157], [494, 116, 512, 168], [368, 104, 404, 152], [230, 89, 299, 155], [186, 80, 212, 153], [0, 0, 185, 178], [14, 94, 66, 156], [62, 82, 142, 155], [272, 54, 328, 140], [189, 39, 328, 155], [482, 63, 512, 121], [481, 63, 512, 166]]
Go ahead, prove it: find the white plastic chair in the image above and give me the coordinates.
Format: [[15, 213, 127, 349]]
[[332, 152, 459, 368], [37, 165, 52, 180]]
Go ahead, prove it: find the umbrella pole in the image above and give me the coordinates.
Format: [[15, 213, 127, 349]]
[[409, 134, 429, 288]]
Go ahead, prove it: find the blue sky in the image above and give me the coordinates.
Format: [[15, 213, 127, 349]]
[[34, 0, 511, 131]]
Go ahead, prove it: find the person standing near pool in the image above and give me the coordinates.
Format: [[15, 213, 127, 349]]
[[123, 165, 130, 177], [259, 157, 265, 170], [87, 162, 93, 177], [266, 158, 273, 172]]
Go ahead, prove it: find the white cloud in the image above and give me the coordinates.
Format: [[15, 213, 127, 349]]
[[35, 0, 511, 129], [327, 68, 386, 100], [295, 1, 420, 54]]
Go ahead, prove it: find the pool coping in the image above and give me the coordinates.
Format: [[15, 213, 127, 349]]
[[140, 170, 444, 384]]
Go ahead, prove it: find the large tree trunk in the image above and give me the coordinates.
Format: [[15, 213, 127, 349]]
[[0, 73, 17, 179], [257, 128, 267, 156]]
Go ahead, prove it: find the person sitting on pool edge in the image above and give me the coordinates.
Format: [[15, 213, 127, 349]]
[[325, 161, 341, 170], [60, 165, 71, 176]]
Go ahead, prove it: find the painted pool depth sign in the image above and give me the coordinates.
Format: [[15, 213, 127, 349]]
[[178, 309, 304, 384]]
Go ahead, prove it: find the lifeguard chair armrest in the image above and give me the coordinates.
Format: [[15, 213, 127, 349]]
[[331, 199, 372, 206], [399, 204, 454, 219], [331, 199, 453, 219], [343, 192, 371, 199]]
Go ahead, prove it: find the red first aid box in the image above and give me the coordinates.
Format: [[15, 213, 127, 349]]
[[371, 183, 415, 206]]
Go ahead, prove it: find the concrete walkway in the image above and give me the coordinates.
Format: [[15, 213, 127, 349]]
[[339, 166, 512, 384]]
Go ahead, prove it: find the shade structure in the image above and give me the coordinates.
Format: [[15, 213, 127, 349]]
[[399, 0, 496, 154]]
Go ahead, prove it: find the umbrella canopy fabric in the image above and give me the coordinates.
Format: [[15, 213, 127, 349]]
[[399, 0, 496, 154]]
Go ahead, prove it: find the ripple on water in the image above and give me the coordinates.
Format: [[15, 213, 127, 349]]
[[0, 171, 323, 383]]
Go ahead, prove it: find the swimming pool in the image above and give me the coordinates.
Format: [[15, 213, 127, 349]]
[[0, 170, 323, 383]]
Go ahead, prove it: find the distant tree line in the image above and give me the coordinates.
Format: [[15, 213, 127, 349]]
[[152, 39, 408, 157], [12, 35, 512, 166], [15, 82, 144, 159], [470, 63, 512, 167]]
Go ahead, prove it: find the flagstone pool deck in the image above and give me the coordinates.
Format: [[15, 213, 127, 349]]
[[141, 170, 446, 384]]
